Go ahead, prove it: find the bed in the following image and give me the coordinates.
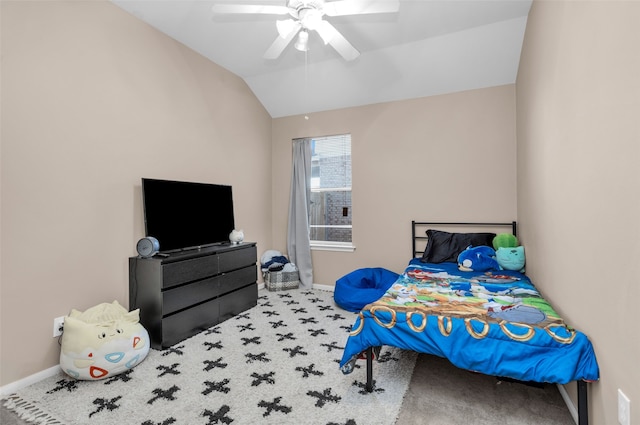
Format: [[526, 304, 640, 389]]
[[339, 221, 599, 425]]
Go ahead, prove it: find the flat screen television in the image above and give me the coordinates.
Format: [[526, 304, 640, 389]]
[[141, 178, 235, 252]]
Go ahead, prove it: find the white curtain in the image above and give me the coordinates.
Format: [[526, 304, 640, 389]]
[[287, 138, 313, 288]]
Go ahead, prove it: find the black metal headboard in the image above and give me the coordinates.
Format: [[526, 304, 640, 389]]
[[412, 221, 517, 258]]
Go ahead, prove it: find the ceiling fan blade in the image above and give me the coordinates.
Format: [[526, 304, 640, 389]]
[[323, 0, 400, 17], [264, 21, 302, 59], [211, 4, 290, 15], [317, 21, 359, 61]]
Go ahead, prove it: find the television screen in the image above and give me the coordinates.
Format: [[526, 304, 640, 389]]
[[141, 178, 235, 252]]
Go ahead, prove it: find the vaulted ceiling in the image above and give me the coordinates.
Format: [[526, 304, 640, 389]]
[[111, 0, 532, 118]]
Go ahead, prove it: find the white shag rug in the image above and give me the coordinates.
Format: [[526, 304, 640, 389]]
[[4, 289, 417, 425]]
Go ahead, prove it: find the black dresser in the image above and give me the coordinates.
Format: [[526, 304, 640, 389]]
[[129, 242, 258, 349]]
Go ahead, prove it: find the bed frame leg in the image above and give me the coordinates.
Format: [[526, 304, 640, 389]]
[[366, 347, 373, 392], [578, 380, 588, 425]]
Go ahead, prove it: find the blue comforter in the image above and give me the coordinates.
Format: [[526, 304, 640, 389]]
[[339, 260, 599, 384]]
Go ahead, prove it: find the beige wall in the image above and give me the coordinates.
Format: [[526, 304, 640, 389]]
[[272, 85, 518, 287], [517, 1, 640, 423], [0, 1, 272, 385]]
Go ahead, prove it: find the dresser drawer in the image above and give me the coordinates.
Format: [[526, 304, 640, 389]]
[[163, 255, 218, 289], [218, 245, 257, 273], [162, 297, 220, 348], [219, 265, 257, 296], [162, 276, 219, 316], [219, 284, 258, 323]]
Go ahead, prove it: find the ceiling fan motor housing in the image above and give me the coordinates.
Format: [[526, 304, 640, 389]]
[[287, 0, 326, 23]]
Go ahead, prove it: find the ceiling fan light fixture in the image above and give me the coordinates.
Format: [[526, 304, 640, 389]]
[[299, 8, 322, 31], [294, 30, 309, 52]]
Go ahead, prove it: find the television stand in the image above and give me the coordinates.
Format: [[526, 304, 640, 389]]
[[129, 242, 257, 349]]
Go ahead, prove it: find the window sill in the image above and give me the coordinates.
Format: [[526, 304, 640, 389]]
[[310, 242, 356, 252]]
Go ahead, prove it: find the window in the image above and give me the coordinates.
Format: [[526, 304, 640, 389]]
[[309, 134, 353, 251]]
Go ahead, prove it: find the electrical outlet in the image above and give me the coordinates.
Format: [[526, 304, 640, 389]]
[[53, 316, 65, 337], [618, 389, 630, 425]]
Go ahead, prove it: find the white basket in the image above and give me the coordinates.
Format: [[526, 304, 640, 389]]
[[264, 271, 300, 291]]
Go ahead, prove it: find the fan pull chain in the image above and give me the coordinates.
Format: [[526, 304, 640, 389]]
[[304, 49, 309, 120]]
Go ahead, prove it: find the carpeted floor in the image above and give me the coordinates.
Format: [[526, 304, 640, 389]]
[[1, 287, 576, 425], [396, 354, 575, 425]]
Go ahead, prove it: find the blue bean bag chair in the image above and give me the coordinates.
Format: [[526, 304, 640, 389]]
[[334, 268, 399, 312]]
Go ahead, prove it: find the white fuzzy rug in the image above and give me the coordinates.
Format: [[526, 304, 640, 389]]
[[4, 289, 417, 425]]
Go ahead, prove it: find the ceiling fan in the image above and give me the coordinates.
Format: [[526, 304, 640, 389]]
[[211, 0, 400, 61]]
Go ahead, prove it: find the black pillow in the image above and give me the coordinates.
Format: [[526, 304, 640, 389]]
[[421, 230, 496, 263]]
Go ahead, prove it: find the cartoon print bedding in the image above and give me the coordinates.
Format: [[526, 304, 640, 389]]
[[339, 259, 599, 384]]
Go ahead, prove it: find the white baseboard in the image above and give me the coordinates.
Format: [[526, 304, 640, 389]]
[[260, 282, 335, 292], [557, 383, 579, 425], [312, 283, 335, 292], [0, 365, 61, 398]]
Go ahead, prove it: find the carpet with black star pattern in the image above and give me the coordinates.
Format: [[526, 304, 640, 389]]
[[4, 289, 417, 425]]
